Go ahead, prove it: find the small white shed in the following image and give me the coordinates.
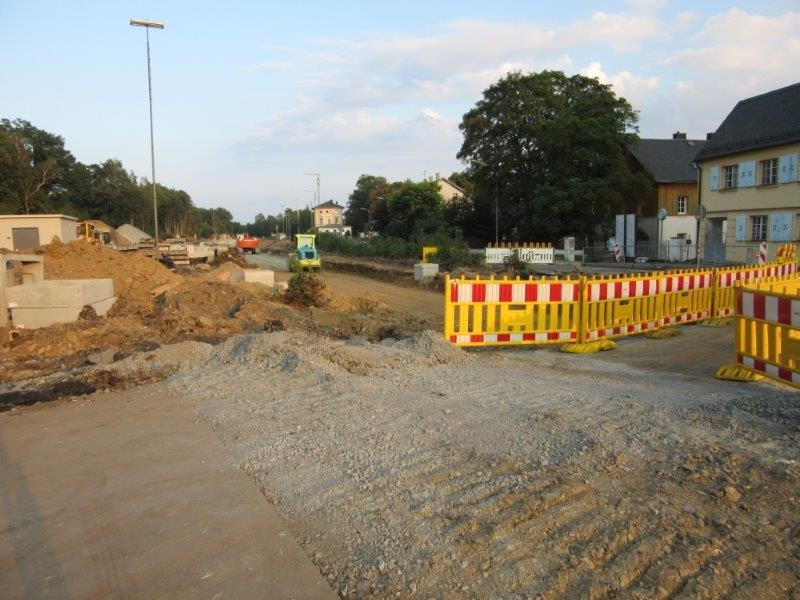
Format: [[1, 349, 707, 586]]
[[0, 214, 78, 250]]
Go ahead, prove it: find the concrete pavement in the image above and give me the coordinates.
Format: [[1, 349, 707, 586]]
[[0, 383, 336, 600]]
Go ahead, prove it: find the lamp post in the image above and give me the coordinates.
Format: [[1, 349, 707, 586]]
[[360, 207, 371, 237], [130, 18, 164, 255]]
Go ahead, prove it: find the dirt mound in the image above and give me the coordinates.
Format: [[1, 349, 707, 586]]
[[40, 240, 179, 316]]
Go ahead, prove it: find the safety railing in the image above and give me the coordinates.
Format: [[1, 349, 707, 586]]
[[444, 261, 800, 348], [734, 286, 800, 388], [444, 275, 581, 347]]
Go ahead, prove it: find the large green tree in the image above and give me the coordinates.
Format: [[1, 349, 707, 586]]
[[457, 70, 648, 243], [344, 174, 388, 235], [383, 180, 445, 238]]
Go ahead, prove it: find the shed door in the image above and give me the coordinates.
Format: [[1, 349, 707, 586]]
[[12, 227, 40, 250]]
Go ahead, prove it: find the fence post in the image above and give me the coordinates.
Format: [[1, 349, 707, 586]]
[[578, 276, 587, 343]]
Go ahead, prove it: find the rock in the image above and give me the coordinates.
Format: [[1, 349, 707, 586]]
[[724, 486, 741, 502], [355, 579, 372, 597], [480, 559, 492, 571], [263, 319, 286, 332], [87, 347, 119, 365], [196, 316, 214, 328]]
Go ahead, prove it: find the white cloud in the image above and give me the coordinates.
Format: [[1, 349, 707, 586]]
[[580, 61, 659, 104], [659, 8, 800, 135]]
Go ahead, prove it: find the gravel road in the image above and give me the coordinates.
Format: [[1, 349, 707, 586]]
[[116, 324, 800, 599]]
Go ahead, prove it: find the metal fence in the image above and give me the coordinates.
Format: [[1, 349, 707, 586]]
[[581, 242, 793, 267]]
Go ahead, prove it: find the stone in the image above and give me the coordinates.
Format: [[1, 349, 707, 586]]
[[724, 486, 741, 502], [196, 316, 214, 328], [87, 347, 119, 365]]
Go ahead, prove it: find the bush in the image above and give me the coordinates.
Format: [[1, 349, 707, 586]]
[[282, 272, 329, 307]]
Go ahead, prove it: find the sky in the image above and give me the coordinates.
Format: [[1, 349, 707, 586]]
[[1, 1, 799, 222]]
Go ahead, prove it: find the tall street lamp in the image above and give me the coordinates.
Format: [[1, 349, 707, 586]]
[[130, 18, 165, 255]]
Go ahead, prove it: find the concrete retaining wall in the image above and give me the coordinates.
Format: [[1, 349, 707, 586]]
[[6, 278, 115, 328]]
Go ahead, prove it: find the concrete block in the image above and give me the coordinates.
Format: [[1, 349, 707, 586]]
[[6, 278, 115, 328], [414, 262, 439, 282], [227, 268, 276, 286]]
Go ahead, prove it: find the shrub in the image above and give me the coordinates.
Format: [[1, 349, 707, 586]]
[[282, 272, 329, 307]]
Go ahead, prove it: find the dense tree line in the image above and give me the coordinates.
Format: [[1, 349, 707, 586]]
[[0, 118, 236, 238]]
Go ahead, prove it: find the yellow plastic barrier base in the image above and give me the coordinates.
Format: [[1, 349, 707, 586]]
[[700, 317, 732, 328], [644, 327, 682, 339], [560, 340, 617, 354], [715, 365, 764, 382]]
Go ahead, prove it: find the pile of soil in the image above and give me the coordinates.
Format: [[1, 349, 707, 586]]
[[40, 239, 178, 316], [1, 240, 430, 386]]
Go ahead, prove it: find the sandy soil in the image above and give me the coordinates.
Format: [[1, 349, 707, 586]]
[[75, 327, 798, 599]]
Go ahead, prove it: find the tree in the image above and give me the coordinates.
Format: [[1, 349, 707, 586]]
[[0, 119, 76, 214], [383, 180, 445, 238], [457, 70, 647, 243], [344, 174, 388, 234]]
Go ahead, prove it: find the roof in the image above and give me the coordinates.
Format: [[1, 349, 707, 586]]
[[312, 200, 343, 210], [629, 139, 705, 183], [695, 82, 800, 161], [115, 223, 152, 244], [0, 213, 78, 221]]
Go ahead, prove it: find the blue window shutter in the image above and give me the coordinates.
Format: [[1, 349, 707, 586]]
[[710, 166, 719, 191], [779, 154, 799, 183], [735, 215, 746, 241], [738, 160, 756, 187], [769, 213, 792, 242]]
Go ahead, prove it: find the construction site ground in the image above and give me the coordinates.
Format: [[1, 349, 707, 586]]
[[2, 241, 799, 598]]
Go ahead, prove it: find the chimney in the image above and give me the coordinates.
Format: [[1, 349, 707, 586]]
[[672, 131, 687, 140], [706, 132, 715, 140]]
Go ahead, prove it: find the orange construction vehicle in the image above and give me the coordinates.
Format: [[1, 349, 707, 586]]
[[236, 232, 259, 254]]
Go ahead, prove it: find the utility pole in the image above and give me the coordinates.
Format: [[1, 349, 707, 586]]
[[305, 172, 320, 205]]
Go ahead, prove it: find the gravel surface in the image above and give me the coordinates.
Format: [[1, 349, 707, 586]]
[[137, 328, 800, 599]]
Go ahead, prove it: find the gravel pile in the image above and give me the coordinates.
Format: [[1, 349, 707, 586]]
[[159, 329, 800, 598]]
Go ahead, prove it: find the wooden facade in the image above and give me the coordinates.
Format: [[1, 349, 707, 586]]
[[658, 182, 699, 217]]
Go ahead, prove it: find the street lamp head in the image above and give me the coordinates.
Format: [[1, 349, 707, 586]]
[[130, 18, 164, 29]]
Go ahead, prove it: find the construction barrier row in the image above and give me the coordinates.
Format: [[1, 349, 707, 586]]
[[734, 283, 800, 388], [444, 261, 798, 348]]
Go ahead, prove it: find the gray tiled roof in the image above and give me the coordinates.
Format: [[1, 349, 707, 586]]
[[313, 200, 343, 210], [695, 82, 800, 161], [629, 138, 705, 183]]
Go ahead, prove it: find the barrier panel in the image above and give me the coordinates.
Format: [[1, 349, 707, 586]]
[[444, 275, 581, 347], [582, 274, 661, 341], [735, 287, 800, 388], [444, 261, 799, 348], [713, 263, 797, 317], [659, 270, 714, 326]]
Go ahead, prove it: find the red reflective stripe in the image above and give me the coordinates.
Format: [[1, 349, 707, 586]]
[[778, 297, 791, 325], [642, 280, 650, 295], [779, 367, 792, 381], [736, 353, 743, 364], [472, 283, 486, 302], [550, 284, 562, 302], [754, 359, 766, 372], [688, 276, 695, 290], [497, 333, 510, 342], [572, 285, 579, 301], [470, 334, 483, 343], [522, 333, 535, 341], [736, 292, 743, 315], [499, 283, 512, 302], [450, 335, 457, 343], [753, 293, 766, 319], [450, 283, 459, 303], [599, 284, 608, 301], [525, 283, 537, 301], [614, 281, 623, 298], [547, 331, 559, 341]]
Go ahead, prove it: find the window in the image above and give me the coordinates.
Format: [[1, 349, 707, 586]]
[[677, 196, 687, 215], [751, 215, 767, 241], [723, 165, 738, 189], [760, 158, 778, 185]]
